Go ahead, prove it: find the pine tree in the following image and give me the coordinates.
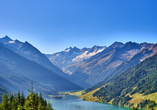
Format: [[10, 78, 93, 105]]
[[47, 101, 54, 110], [0, 90, 54, 110], [23, 100, 30, 110], [29, 91, 35, 110], [34, 93, 38, 109], [132, 106, 138, 110], [17, 91, 21, 106], [9, 94, 17, 110], [17, 105, 23, 110], [37, 103, 43, 110], [10, 97, 17, 110], [9, 93, 14, 104], [2, 92, 9, 110], [0, 104, 2, 110], [43, 99, 47, 109], [39, 92, 43, 105], [20, 91, 25, 106]]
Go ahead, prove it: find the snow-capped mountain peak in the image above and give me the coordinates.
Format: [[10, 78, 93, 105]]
[[72, 46, 106, 62], [46, 45, 106, 74]]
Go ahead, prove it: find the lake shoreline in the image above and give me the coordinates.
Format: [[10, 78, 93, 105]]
[[49, 95, 132, 110], [78, 95, 135, 110], [78, 95, 144, 110], [68, 90, 136, 109]]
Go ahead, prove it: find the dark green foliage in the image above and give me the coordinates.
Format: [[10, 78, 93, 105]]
[[47, 101, 53, 110], [1, 92, 9, 110], [132, 106, 138, 110], [20, 91, 25, 106], [0, 91, 54, 110], [10, 97, 17, 110], [112, 96, 132, 106], [39, 92, 44, 105], [92, 53, 157, 107], [9, 94, 17, 110], [34, 93, 38, 109], [137, 99, 157, 110], [16, 91, 21, 106]]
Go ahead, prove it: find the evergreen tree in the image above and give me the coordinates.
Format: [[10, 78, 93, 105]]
[[23, 100, 30, 110], [39, 92, 43, 105], [37, 103, 43, 110], [34, 93, 38, 109], [9, 93, 14, 104], [20, 91, 25, 106], [17, 105, 23, 110], [28, 91, 35, 110], [44, 99, 47, 107], [17, 91, 21, 106], [10, 95, 17, 110], [0, 90, 54, 110], [47, 101, 54, 110], [1, 92, 9, 110], [0, 104, 2, 110], [132, 106, 138, 110]]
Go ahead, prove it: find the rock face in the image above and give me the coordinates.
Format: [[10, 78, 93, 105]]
[[47, 41, 157, 88], [0, 36, 82, 95], [45, 45, 106, 75]]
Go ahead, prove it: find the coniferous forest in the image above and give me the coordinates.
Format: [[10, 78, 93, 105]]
[[0, 90, 54, 110]]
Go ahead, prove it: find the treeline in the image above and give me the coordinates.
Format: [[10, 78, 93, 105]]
[[92, 53, 157, 108], [137, 99, 157, 110], [0, 90, 54, 110]]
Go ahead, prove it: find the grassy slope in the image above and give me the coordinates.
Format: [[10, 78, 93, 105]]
[[69, 90, 85, 96], [79, 87, 101, 102], [129, 92, 157, 105], [80, 89, 157, 109], [80, 53, 157, 109]]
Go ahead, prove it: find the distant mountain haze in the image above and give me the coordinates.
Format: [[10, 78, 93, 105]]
[[0, 36, 83, 98], [0, 35, 157, 96], [45, 45, 106, 75], [46, 41, 157, 88], [0, 36, 70, 80]]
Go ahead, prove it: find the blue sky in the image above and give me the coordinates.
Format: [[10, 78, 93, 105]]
[[0, 0, 157, 54]]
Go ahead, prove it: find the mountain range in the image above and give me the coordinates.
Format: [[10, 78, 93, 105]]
[[1, 35, 157, 109], [80, 50, 157, 109], [46, 41, 157, 88], [0, 36, 82, 101], [45, 45, 106, 74]]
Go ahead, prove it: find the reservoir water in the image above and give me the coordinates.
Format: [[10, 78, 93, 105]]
[[49, 95, 131, 110]]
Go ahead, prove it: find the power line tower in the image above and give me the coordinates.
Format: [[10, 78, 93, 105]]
[[31, 81, 33, 92]]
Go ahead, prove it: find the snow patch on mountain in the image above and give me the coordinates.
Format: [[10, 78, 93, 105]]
[[56, 54, 60, 56], [9, 41, 15, 44], [72, 47, 105, 62], [64, 49, 70, 52], [64, 47, 72, 52]]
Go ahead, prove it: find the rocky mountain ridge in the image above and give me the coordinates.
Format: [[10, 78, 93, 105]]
[[47, 41, 157, 88], [0, 36, 82, 97]]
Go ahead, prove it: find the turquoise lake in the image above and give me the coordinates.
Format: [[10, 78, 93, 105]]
[[48, 95, 132, 110]]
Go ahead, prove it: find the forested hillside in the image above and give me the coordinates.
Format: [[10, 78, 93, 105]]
[[81, 53, 157, 109]]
